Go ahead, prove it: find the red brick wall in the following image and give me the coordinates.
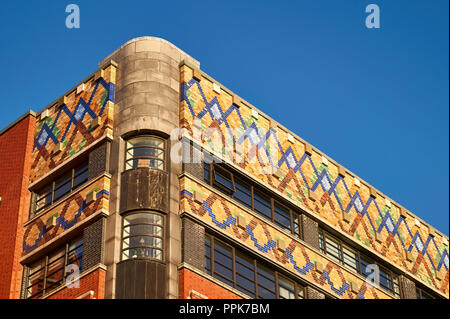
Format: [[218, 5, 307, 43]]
[[179, 268, 242, 299], [47, 268, 106, 299], [0, 114, 35, 299]]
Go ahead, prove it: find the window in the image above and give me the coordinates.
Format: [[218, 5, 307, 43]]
[[319, 229, 400, 297], [26, 238, 83, 299], [125, 136, 165, 170], [121, 211, 164, 261], [204, 163, 301, 238], [32, 163, 89, 217], [205, 234, 305, 299], [416, 287, 437, 299]]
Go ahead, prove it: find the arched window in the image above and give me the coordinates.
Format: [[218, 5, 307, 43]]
[[125, 135, 165, 170], [121, 212, 164, 261]]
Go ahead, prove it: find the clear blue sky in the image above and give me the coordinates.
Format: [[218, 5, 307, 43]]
[[0, 1, 448, 235]]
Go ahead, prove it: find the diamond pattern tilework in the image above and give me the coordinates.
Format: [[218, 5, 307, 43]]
[[179, 65, 449, 296], [30, 65, 116, 184], [180, 175, 392, 299], [22, 176, 110, 255]]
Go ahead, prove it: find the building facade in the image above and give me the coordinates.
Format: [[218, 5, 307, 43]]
[[0, 37, 448, 300]]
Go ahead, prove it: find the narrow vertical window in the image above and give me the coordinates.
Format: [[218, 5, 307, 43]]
[[121, 212, 164, 261], [125, 136, 165, 170]]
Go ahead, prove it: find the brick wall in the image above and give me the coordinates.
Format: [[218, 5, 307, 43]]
[[47, 268, 106, 299], [0, 113, 35, 299], [179, 268, 242, 299]]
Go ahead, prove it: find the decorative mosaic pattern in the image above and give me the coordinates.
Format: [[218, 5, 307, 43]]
[[30, 65, 116, 184], [179, 65, 449, 296], [22, 176, 110, 255], [180, 175, 393, 299]]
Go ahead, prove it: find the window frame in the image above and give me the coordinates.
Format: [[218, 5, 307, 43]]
[[319, 228, 401, 297], [31, 162, 89, 218], [120, 211, 165, 262], [124, 135, 166, 171], [25, 238, 83, 299], [204, 163, 302, 238], [205, 234, 305, 299], [416, 286, 437, 299]]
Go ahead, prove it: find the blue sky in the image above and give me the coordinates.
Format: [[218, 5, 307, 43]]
[[0, 0, 448, 234]]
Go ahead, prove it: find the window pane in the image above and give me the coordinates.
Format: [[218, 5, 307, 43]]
[[293, 215, 300, 237], [278, 275, 295, 299], [319, 232, 325, 253], [214, 168, 234, 192], [53, 174, 72, 201], [257, 264, 275, 298], [126, 136, 165, 170], [258, 285, 276, 299], [36, 188, 52, 212], [122, 212, 164, 261], [73, 165, 88, 189], [204, 163, 210, 184], [236, 252, 255, 280], [67, 243, 83, 271], [128, 136, 164, 148], [125, 224, 163, 237], [274, 202, 291, 231], [124, 213, 163, 227], [324, 234, 342, 263], [342, 244, 358, 272], [234, 185, 252, 209], [27, 259, 46, 299], [122, 247, 162, 260], [123, 236, 163, 249], [236, 274, 256, 296], [254, 192, 272, 219]]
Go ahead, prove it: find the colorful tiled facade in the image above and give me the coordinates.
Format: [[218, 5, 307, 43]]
[[0, 37, 447, 300]]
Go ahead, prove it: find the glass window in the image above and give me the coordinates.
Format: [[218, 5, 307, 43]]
[[53, 173, 72, 202], [73, 163, 89, 189], [256, 264, 276, 299], [32, 162, 89, 217], [324, 233, 342, 263], [235, 251, 256, 298], [417, 287, 436, 299], [213, 166, 234, 194], [233, 177, 252, 209], [253, 191, 272, 219], [342, 244, 358, 273], [274, 202, 291, 231], [125, 136, 165, 170], [26, 238, 83, 299], [278, 275, 295, 299], [121, 211, 164, 261], [35, 185, 52, 213], [205, 234, 306, 299], [203, 163, 302, 237], [319, 228, 401, 297]]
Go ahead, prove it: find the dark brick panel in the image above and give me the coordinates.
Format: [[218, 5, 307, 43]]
[[115, 259, 166, 299], [306, 286, 325, 299], [400, 275, 417, 299], [182, 218, 205, 271], [82, 218, 105, 270], [88, 141, 110, 180], [301, 214, 320, 250], [182, 140, 204, 181]]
